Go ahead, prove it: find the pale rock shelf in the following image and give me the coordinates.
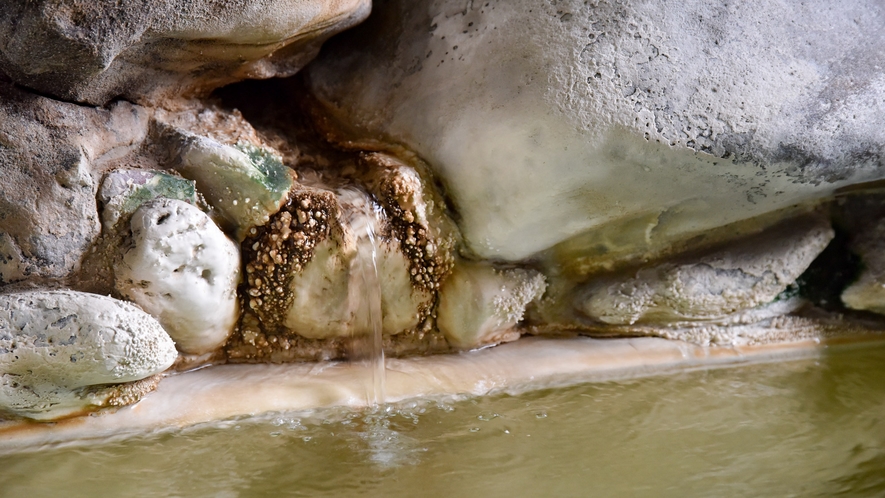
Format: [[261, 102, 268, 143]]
[[0, 331, 882, 453], [580, 215, 833, 324]]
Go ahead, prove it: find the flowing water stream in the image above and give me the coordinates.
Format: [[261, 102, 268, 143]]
[[344, 188, 386, 406]]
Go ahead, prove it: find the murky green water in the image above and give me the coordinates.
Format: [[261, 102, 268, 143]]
[[1, 343, 884, 497]]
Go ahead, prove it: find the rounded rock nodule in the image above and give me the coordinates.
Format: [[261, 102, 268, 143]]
[[115, 198, 241, 355], [0, 290, 177, 420]]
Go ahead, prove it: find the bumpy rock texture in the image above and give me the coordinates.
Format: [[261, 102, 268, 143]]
[[115, 199, 241, 354], [0, 290, 177, 419], [0, 83, 150, 286], [438, 261, 547, 349], [0, 0, 370, 105], [307, 0, 885, 264], [4, 0, 885, 422], [580, 216, 833, 325]]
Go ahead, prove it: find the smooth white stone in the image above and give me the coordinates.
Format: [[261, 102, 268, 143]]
[[437, 261, 546, 349], [0, 290, 176, 420], [115, 198, 241, 354]]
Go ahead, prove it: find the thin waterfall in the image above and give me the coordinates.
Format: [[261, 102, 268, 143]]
[[342, 187, 386, 406]]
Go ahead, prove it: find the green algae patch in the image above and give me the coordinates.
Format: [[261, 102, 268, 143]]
[[173, 133, 295, 240], [99, 170, 198, 231]]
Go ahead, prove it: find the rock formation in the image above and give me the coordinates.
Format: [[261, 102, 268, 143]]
[[1, 0, 884, 420]]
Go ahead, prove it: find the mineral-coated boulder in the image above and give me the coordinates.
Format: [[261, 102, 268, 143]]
[[163, 127, 296, 241], [99, 169, 198, 232], [0, 82, 150, 286], [0, 290, 177, 420], [307, 0, 885, 265], [437, 260, 547, 350], [0, 0, 370, 105], [227, 167, 458, 361], [579, 216, 834, 325], [115, 199, 241, 354]]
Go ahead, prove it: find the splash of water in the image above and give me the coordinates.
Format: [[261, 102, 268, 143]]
[[342, 188, 386, 406]]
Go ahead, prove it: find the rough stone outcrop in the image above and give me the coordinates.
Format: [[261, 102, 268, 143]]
[[0, 0, 370, 105], [0, 290, 177, 420], [307, 0, 885, 265], [0, 82, 150, 286]]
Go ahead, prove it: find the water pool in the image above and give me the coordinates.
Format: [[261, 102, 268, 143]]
[[2, 341, 883, 497]]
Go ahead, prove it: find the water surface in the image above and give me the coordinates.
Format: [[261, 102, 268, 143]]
[[2, 342, 884, 497]]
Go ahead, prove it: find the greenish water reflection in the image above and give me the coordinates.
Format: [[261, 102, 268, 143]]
[[2, 343, 884, 497]]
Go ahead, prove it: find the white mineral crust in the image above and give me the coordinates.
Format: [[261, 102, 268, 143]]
[[115, 198, 241, 354], [580, 216, 834, 325], [0, 290, 177, 419], [437, 261, 547, 349]]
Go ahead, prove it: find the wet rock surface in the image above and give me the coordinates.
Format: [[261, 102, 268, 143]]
[[0, 290, 177, 420], [307, 0, 885, 263], [579, 216, 834, 325], [438, 261, 547, 350], [0, 0, 884, 422]]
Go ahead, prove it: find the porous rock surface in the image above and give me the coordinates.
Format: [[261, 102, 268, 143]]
[[579, 216, 834, 324], [0, 0, 370, 105], [115, 199, 241, 354], [307, 0, 885, 263], [0, 290, 177, 419], [0, 82, 150, 286], [438, 261, 547, 349]]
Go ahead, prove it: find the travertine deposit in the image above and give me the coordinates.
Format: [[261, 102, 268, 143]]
[[1, 0, 885, 421], [0, 290, 177, 419], [115, 199, 241, 354], [307, 0, 885, 264]]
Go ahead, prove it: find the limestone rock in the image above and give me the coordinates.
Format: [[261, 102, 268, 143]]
[[0, 0, 370, 106], [0, 290, 177, 420], [164, 128, 296, 241], [307, 0, 885, 264], [115, 199, 241, 354], [0, 82, 151, 286], [98, 169, 198, 232], [437, 260, 547, 350], [241, 187, 431, 339], [841, 214, 885, 315], [579, 216, 834, 325], [227, 172, 457, 361]]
